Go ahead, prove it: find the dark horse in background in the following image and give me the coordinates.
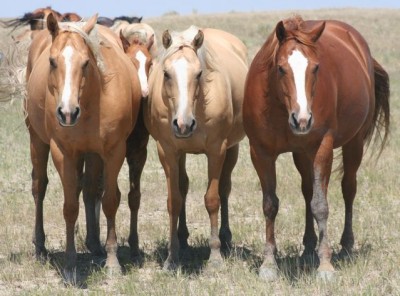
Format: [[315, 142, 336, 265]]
[[97, 15, 142, 27], [0, 6, 81, 31], [243, 16, 390, 281], [0, 6, 82, 42]]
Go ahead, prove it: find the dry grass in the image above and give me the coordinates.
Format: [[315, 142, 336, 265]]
[[0, 8, 399, 295]]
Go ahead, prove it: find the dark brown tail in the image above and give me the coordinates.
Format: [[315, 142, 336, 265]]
[[364, 58, 390, 157]]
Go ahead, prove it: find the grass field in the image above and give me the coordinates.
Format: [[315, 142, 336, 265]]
[[0, 8, 399, 295]]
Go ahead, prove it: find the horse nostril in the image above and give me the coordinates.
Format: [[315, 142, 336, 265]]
[[291, 112, 299, 127], [173, 119, 179, 128], [56, 106, 65, 120], [72, 106, 81, 120], [190, 119, 196, 131]]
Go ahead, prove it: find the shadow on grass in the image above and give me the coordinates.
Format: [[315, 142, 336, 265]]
[[240, 241, 373, 283], [24, 239, 372, 286]]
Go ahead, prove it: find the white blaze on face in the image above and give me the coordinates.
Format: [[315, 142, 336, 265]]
[[135, 50, 149, 97], [172, 57, 189, 127], [288, 49, 309, 118], [61, 46, 74, 112]]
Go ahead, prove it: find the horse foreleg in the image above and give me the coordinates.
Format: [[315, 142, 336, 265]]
[[102, 142, 125, 274], [178, 154, 189, 249], [83, 153, 104, 256], [157, 144, 181, 270], [204, 148, 226, 268], [28, 128, 50, 261], [311, 134, 335, 279], [293, 152, 318, 263], [250, 145, 279, 281], [340, 136, 364, 256], [218, 144, 239, 250], [51, 144, 80, 281]]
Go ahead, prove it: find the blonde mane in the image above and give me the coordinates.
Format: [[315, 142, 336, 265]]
[[159, 25, 218, 73]]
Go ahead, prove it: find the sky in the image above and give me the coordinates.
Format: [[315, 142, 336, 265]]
[[1, 0, 399, 18]]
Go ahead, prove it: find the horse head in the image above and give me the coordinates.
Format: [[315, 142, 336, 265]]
[[161, 28, 204, 138], [120, 30, 154, 98], [46, 13, 98, 127], [274, 18, 325, 135]]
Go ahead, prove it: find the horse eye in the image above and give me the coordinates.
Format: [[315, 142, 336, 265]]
[[313, 64, 320, 74], [164, 71, 170, 80], [196, 70, 202, 80], [278, 65, 285, 75], [49, 58, 57, 68]]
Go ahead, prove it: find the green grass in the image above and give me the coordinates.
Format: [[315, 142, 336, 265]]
[[0, 8, 399, 295]]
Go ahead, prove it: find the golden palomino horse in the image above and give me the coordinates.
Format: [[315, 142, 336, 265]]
[[144, 25, 248, 270], [25, 13, 141, 281]]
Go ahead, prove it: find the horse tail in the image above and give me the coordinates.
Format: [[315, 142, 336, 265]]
[[364, 58, 390, 156]]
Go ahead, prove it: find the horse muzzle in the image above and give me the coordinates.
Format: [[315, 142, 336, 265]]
[[172, 117, 197, 138], [56, 105, 81, 127], [289, 111, 313, 135]]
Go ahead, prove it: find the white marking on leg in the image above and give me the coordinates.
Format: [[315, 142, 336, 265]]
[[288, 50, 309, 119]]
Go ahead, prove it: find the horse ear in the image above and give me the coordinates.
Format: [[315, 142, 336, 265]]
[[147, 34, 155, 51], [192, 30, 204, 50], [310, 21, 326, 43], [47, 13, 59, 41], [82, 13, 98, 35], [162, 30, 172, 49], [119, 30, 130, 53], [275, 21, 286, 43]]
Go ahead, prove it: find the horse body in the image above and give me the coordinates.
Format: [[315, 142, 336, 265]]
[[243, 16, 389, 280], [145, 26, 248, 269], [25, 14, 141, 279]]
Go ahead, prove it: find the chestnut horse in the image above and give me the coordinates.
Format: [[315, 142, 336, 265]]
[[118, 23, 158, 59], [120, 29, 155, 97], [25, 13, 141, 280], [119, 30, 155, 260], [144, 26, 248, 270], [243, 16, 390, 280], [1, 7, 81, 43]]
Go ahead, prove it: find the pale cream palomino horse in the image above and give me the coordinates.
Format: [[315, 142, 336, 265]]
[[144, 26, 248, 270], [25, 13, 141, 280]]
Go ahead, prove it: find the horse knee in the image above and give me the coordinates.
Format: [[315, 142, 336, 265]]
[[204, 193, 220, 214], [311, 196, 329, 221], [263, 194, 279, 220]]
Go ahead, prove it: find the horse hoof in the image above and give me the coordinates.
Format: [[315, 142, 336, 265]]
[[317, 262, 336, 281], [105, 265, 122, 277], [317, 270, 336, 281], [131, 253, 144, 267], [62, 268, 77, 285], [338, 248, 353, 260], [162, 260, 178, 272], [35, 247, 48, 263], [259, 266, 279, 282], [179, 239, 189, 250], [208, 251, 224, 269], [86, 242, 105, 257]]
